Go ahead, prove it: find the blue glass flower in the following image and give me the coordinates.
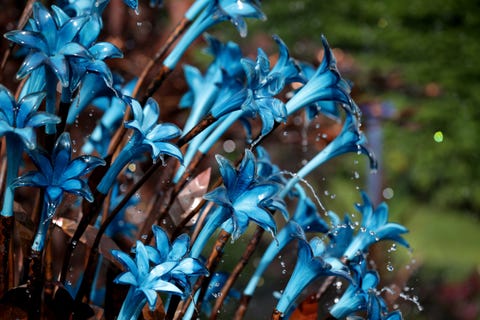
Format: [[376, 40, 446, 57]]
[[297, 61, 342, 122], [67, 40, 122, 92], [12, 132, 105, 213], [146, 225, 208, 297], [275, 236, 351, 315], [342, 192, 409, 260], [80, 77, 137, 156], [329, 258, 378, 318], [325, 212, 355, 259], [285, 36, 352, 117], [204, 150, 284, 239], [190, 150, 285, 258], [0, 85, 59, 217], [96, 97, 183, 194], [0, 85, 59, 149], [180, 35, 244, 133], [112, 241, 183, 319], [243, 190, 329, 297], [4, 2, 89, 87], [12, 132, 104, 251], [330, 258, 403, 319], [240, 49, 287, 137], [280, 112, 376, 197], [163, 0, 265, 69], [125, 97, 183, 161], [270, 35, 304, 85]]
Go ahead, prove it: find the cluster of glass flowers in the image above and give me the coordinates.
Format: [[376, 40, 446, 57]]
[[0, 0, 412, 319]]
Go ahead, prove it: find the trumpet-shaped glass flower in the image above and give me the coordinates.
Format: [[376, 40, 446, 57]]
[[12, 132, 104, 250], [342, 192, 409, 260], [204, 149, 284, 239], [270, 35, 304, 85], [191, 150, 285, 258], [0, 85, 59, 149], [4, 2, 89, 87], [280, 112, 376, 197], [243, 193, 328, 296], [146, 225, 208, 296], [13, 132, 105, 212], [80, 77, 137, 156], [67, 40, 122, 91], [125, 97, 183, 161], [96, 97, 183, 194], [275, 237, 351, 315], [285, 36, 352, 117], [180, 35, 244, 133], [112, 241, 183, 319], [330, 258, 403, 319], [163, 0, 265, 69], [297, 61, 342, 122], [329, 258, 378, 318], [0, 85, 60, 217], [240, 49, 287, 137]]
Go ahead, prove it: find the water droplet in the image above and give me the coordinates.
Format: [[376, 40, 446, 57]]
[[388, 244, 397, 252], [386, 264, 394, 272], [334, 281, 342, 289]]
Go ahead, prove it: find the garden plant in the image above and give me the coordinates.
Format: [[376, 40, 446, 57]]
[[0, 0, 412, 319]]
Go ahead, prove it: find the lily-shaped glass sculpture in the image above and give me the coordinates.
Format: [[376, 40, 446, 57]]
[[113, 226, 207, 319], [342, 192, 409, 260], [5, 2, 121, 133], [12, 132, 105, 251], [0, 85, 60, 217], [194, 38, 301, 159], [112, 241, 183, 320], [280, 111, 375, 197], [274, 236, 352, 316], [4, 2, 88, 88], [243, 190, 330, 298], [163, 0, 266, 70], [330, 258, 403, 319], [96, 97, 183, 194], [180, 34, 244, 134], [190, 149, 285, 258], [285, 36, 352, 117], [79, 77, 137, 156], [147, 225, 208, 297]]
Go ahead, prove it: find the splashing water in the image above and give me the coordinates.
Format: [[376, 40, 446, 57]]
[[278, 170, 326, 213]]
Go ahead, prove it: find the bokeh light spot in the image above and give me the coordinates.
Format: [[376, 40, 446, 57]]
[[433, 131, 444, 143]]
